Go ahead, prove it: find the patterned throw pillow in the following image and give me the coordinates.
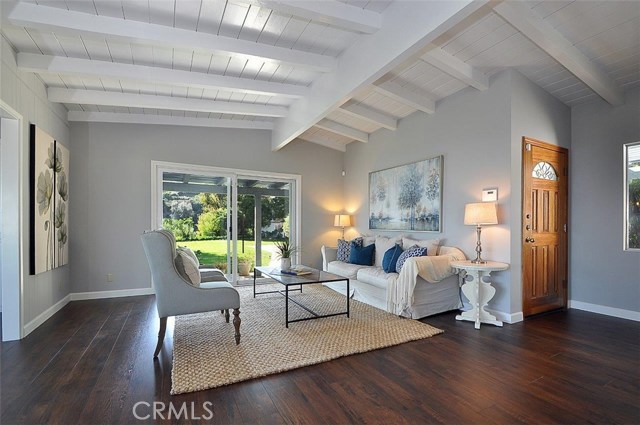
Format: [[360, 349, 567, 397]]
[[337, 237, 363, 262], [395, 245, 428, 273], [175, 250, 201, 287]]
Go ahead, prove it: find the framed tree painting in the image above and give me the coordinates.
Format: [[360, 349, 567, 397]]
[[30, 124, 69, 275], [369, 156, 443, 232]]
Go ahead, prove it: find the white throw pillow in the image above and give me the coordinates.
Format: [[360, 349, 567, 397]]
[[401, 237, 441, 256], [362, 235, 376, 247], [177, 246, 200, 268], [374, 236, 402, 268], [175, 250, 201, 287]]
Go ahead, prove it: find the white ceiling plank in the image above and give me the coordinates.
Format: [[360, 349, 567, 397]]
[[297, 134, 347, 152], [18, 53, 308, 98], [372, 80, 436, 114], [67, 111, 274, 130], [48, 88, 289, 117], [420, 46, 489, 90], [250, 0, 382, 34], [338, 103, 397, 130], [121, 0, 150, 23], [493, 1, 625, 106], [315, 119, 369, 143], [6, 2, 337, 72], [271, 0, 487, 150]]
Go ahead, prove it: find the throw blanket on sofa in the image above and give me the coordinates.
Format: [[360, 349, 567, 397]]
[[387, 246, 466, 316]]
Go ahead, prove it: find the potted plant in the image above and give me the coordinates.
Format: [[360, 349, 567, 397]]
[[274, 240, 298, 270], [237, 253, 253, 276]]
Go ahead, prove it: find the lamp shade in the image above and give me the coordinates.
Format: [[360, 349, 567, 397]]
[[464, 202, 498, 225], [334, 214, 352, 227]]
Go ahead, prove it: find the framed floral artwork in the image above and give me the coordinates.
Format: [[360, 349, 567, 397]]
[[30, 124, 69, 275], [369, 156, 443, 232]]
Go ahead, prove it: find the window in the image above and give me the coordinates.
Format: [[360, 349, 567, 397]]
[[532, 161, 558, 181], [625, 142, 640, 250]]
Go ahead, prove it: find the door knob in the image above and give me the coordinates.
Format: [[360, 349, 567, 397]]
[[525, 237, 536, 243]]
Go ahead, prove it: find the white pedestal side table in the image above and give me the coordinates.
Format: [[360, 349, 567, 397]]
[[450, 260, 509, 329]]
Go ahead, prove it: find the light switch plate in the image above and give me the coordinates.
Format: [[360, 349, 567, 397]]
[[482, 188, 498, 202]]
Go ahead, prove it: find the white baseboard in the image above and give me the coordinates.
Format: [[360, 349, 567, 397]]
[[23, 294, 71, 337], [568, 300, 640, 322], [70, 287, 155, 301], [486, 308, 524, 324]]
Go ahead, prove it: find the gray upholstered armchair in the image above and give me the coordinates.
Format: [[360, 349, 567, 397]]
[[140, 229, 241, 358]]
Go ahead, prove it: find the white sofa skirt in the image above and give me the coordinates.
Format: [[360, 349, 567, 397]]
[[324, 274, 461, 319]]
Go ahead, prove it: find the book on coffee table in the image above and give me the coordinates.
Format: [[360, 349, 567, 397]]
[[280, 268, 312, 276]]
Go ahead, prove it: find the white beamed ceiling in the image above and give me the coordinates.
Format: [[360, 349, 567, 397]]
[[1, 0, 638, 150]]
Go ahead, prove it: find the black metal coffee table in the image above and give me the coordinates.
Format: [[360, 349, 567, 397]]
[[253, 266, 350, 327]]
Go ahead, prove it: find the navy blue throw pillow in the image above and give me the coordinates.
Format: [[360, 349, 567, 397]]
[[349, 241, 375, 266], [382, 244, 403, 273]]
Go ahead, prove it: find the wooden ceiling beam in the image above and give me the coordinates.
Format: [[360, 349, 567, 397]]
[[6, 2, 335, 72], [271, 0, 489, 150], [297, 134, 347, 152], [372, 81, 436, 114], [338, 103, 397, 131], [67, 111, 274, 130], [249, 0, 381, 34], [315, 119, 369, 143], [52, 89, 287, 117], [493, 1, 624, 106], [18, 53, 308, 99], [420, 46, 489, 91]]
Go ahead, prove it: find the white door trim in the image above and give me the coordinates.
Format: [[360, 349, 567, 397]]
[[1, 100, 25, 341]]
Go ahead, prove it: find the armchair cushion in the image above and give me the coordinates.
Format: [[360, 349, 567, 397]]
[[175, 250, 201, 286], [177, 246, 200, 268]]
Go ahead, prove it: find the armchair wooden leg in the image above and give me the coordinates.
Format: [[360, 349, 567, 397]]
[[225, 309, 230, 323], [154, 317, 167, 358], [233, 308, 241, 345]]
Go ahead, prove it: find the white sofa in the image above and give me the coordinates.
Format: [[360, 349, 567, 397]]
[[321, 237, 465, 319]]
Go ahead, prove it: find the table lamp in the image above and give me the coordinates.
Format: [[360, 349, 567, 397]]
[[464, 202, 498, 264], [334, 214, 352, 239]]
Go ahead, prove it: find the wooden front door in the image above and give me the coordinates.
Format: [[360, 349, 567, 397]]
[[522, 137, 568, 317]]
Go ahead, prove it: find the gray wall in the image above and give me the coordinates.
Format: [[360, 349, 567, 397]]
[[509, 70, 571, 314], [344, 70, 513, 314], [1, 36, 71, 324], [342, 69, 572, 318], [69, 123, 344, 294], [570, 87, 640, 312]]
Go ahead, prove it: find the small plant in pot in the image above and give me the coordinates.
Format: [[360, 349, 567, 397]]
[[237, 253, 253, 276], [274, 240, 298, 270]]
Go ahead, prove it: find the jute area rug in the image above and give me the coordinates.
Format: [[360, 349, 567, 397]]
[[171, 284, 443, 395]]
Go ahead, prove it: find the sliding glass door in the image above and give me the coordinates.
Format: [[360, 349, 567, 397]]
[[236, 176, 295, 275], [152, 162, 299, 285]]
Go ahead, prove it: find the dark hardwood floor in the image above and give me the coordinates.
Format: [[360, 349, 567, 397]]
[[1, 295, 639, 425]]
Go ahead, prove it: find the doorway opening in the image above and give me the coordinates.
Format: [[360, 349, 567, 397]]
[[152, 161, 300, 285], [1, 101, 24, 341]]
